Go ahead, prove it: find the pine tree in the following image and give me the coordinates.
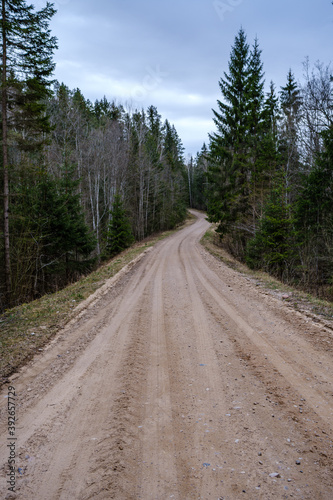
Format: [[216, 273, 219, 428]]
[[106, 194, 134, 257], [1, 0, 57, 303]]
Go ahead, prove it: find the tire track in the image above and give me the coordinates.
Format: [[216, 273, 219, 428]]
[[190, 258, 333, 432], [139, 249, 178, 499]]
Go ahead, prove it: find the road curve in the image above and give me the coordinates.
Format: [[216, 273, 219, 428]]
[[1, 211, 333, 499]]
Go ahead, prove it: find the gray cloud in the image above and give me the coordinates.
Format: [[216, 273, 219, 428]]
[[49, 0, 333, 156]]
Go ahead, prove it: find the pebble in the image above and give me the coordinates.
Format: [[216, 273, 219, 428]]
[[296, 460, 301, 465], [269, 472, 281, 478]]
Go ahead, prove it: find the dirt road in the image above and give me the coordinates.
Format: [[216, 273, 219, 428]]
[[1, 211, 333, 499]]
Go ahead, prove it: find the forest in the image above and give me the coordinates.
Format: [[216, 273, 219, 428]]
[[1, 2, 332, 310], [0, 1, 188, 310], [189, 28, 333, 301]]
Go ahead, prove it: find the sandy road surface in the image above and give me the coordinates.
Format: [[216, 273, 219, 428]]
[[1, 211, 333, 499]]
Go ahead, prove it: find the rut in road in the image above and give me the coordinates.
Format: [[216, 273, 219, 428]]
[[1, 211, 333, 500]]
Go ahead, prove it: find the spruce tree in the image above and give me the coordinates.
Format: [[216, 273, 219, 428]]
[[279, 69, 302, 203], [106, 194, 134, 257], [247, 37, 265, 226], [208, 27, 251, 237], [10, 167, 96, 299], [210, 27, 249, 158], [245, 182, 296, 279], [295, 125, 333, 287], [247, 37, 265, 145], [280, 69, 302, 119], [256, 81, 281, 210], [1, 0, 57, 303], [192, 144, 208, 210]]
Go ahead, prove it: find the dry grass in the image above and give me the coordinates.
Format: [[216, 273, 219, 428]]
[[0, 214, 195, 383], [201, 225, 333, 323]]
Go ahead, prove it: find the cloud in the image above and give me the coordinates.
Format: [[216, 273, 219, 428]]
[[49, 0, 333, 156]]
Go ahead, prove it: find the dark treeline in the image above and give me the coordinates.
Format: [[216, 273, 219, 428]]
[[0, 84, 188, 309], [3, 4, 332, 310], [189, 28, 333, 300], [0, 2, 187, 310]]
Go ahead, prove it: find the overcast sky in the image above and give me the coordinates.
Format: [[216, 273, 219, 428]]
[[37, 0, 333, 157]]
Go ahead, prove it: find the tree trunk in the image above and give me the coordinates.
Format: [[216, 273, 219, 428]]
[[2, 0, 11, 303]]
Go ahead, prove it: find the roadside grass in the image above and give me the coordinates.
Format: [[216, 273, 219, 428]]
[[0, 213, 195, 383], [201, 224, 333, 322]]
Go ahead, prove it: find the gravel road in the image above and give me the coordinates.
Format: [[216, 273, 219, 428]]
[[1, 211, 333, 499]]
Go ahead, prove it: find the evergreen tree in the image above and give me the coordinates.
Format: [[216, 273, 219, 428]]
[[186, 145, 208, 211], [247, 37, 265, 225], [194, 144, 209, 210], [10, 167, 96, 299], [1, 0, 57, 303], [208, 27, 250, 237], [247, 37, 265, 147], [256, 81, 281, 211], [295, 125, 333, 288], [280, 69, 302, 119], [208, 29, 266, 241], [48, 169, 97, 278], [146, 105, 163, 169], [160, 119, 187, 228], [246, 181, 296, 280], [262, 81, 280, 142], [279, 69, 302, 203], [106, 194, 134, 257]]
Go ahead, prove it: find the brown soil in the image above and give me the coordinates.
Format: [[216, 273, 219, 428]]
[[1, 211, 333, 499]]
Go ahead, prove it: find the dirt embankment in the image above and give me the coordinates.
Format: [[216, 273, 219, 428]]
[[1, 211, 333, 499]]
